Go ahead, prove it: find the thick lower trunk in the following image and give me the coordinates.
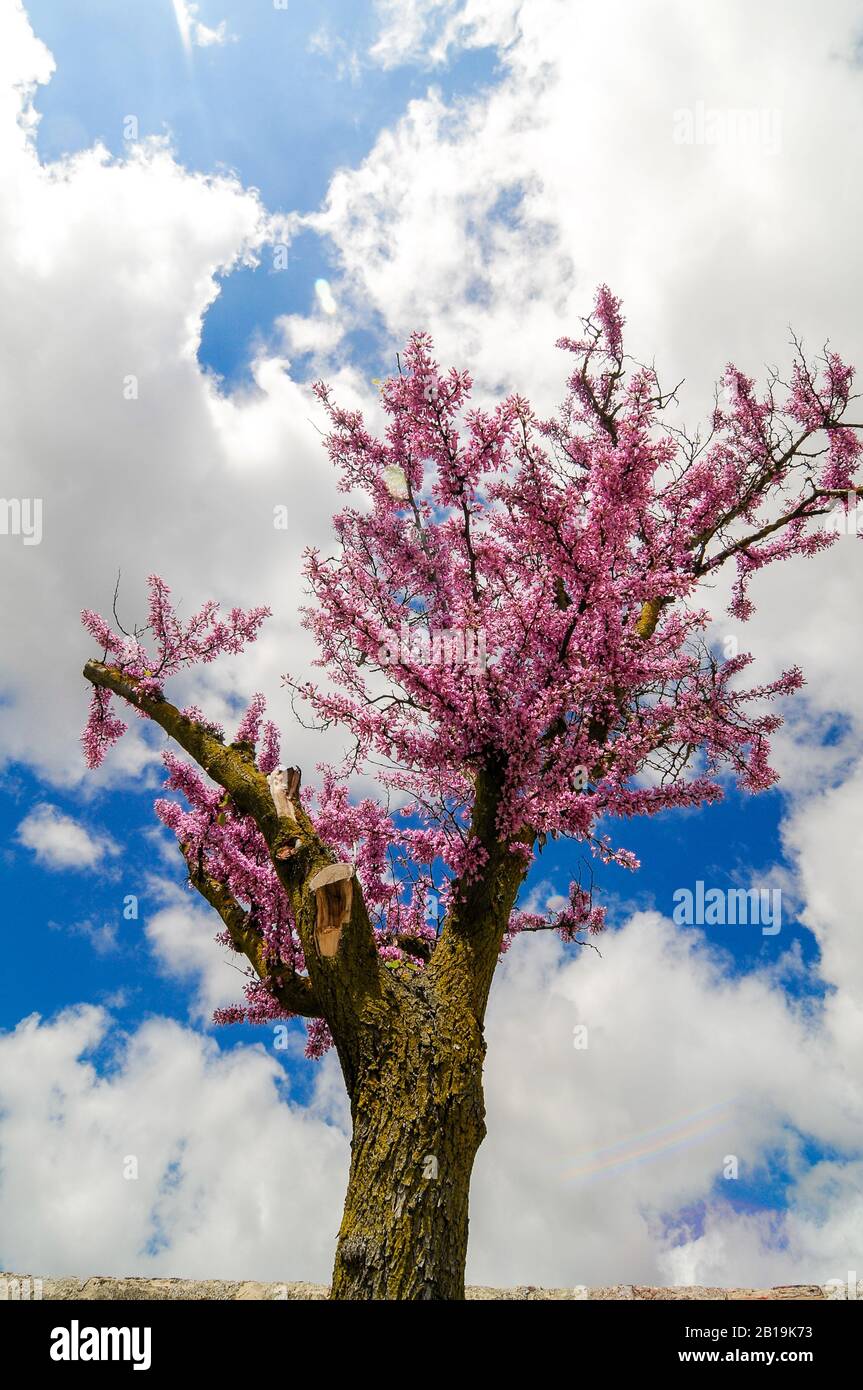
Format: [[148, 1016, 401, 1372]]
[[330, 990, 486, 1300]]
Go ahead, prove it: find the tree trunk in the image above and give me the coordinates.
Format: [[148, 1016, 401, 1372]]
[[330, 982, 487, 1300]]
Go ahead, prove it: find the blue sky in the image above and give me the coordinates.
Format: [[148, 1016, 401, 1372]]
[[0, 765, 822, 1040], [1, 0, 861, 1289], [27, 0, 501, 387]]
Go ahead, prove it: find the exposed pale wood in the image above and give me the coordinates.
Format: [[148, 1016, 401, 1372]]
[[310, 863, 354, 958], [309, 863, 355, 891], [268, 766, 301, 820]]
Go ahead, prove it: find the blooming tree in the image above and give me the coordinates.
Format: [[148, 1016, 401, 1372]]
[[82, 289, 862, 1299]]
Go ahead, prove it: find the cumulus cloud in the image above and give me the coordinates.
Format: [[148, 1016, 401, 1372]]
[[0, 2, 344, 786], [314, 0, 863, 419], [144, 879, 251, 1024], [0, 1006, 348, 1281], [660, 1171, 863, 1294], [370, 0, 520, 69], [473, 913, 862, 1289], [16, 803, 118, 871], [2, 889, 860, 1286], [781, 762, 863, 1055]]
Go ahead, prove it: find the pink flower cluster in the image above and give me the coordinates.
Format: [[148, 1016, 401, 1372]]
[[81, 575, 270, 770], [81, 290, 862, 1055]]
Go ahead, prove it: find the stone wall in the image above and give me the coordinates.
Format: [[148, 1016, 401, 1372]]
[[2, 1274, 853, 1300]]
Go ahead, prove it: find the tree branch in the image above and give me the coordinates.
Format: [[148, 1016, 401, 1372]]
[[186, 855, 322, 1018], [697, 485, 863, 574], [84, 659, 282, 839], [427, 763, 528, 1022], [83, 659, 384, 1048]]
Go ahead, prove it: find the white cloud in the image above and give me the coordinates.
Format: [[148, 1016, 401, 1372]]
[[193, 21, 230, 49], [144, 878, 250, 1023], [0, 1007, 348, 1281], [5, 777, 862, 1289], [101, 988, 132, 1009], [2, 891, 861, 1286], [51, 917, 120, 955], [171, 1, 232, 53], [315, 0, 863, 425], [472, 910, 863, 1288], [2, 0, 854, 796], [782, 762, 863, 1052], [307, 27, 361, 85], [659, 1170, 863, 1292], [0, 2, 343, 786], [16, 803, 118, 871], [370, 0, 520, 70]]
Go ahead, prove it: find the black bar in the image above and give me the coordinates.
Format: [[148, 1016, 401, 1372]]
[[3, 1292, 858, 1375]]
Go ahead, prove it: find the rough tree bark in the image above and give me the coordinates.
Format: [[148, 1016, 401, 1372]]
[[330, 976, 487, 1299], [322, 763, 525, 1300]]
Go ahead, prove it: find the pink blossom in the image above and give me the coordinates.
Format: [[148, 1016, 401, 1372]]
[[81, 289, 862, 1057]]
